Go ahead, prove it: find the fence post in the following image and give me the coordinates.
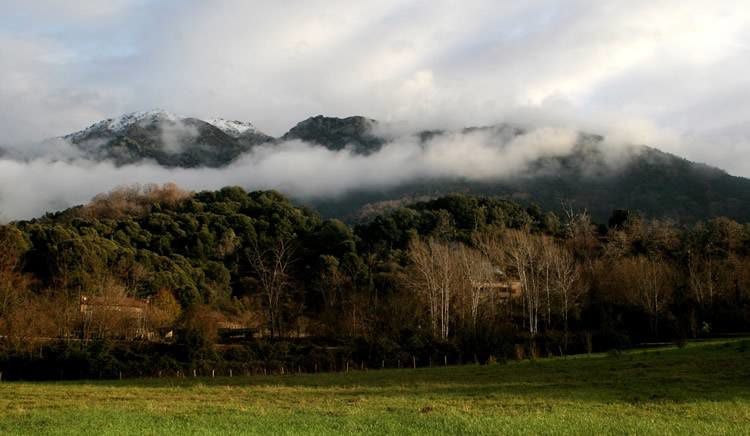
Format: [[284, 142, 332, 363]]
[[412, 355, 416, 369], [444, 355, 447, 367], [193, 369, 197, 377], [212, 369, 215, 378], [229, 369, 233, 378], [346, 361, 349, 373]]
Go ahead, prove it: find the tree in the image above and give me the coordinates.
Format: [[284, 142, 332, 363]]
[[178, 305, 219, 361], [548, 243, 585, 351], [316, 255, 345, 310], [503, 230, 543, 336], [148, 288, 182, 331], [407, 237, 458, 340], [473, 230, 513, 323], [247, 236, 297, 337], [687, 253, 721, 308], [561, 204, 598, 262], [622, 256, 675, 338], [456, 244, 495, 333], [0, 225, 30, 317], [0, 295, 59, 355]]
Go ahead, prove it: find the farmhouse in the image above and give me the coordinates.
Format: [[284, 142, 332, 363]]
[[217, 320, 256, 341], [471, 279, 522, 300], [79, 295, 150, 339]]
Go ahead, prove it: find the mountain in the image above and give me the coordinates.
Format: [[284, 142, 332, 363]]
[[51, 112, 750, 223], [281, 115, 385, 154], [205, 118, 258, 138], [206, 118, 275, 148], [61, 112, 384, 166], [64, 110, 273, 167], [283, 121, 750, 223]]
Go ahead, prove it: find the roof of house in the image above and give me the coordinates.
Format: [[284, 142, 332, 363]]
[[80, 295, 149, 310]]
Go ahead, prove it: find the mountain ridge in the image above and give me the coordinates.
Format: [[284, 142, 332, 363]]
[[6, 111, 750, 223]]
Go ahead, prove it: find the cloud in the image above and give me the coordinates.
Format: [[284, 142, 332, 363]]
[[1, 1, 750, 175], [158, 119, 200, 154], [0, 127, 606, 221], [0, 0, 139, 21]]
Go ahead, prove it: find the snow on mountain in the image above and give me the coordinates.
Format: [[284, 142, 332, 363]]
[[64, 110, 180, 141], [63, 111, 265, 142], [206, 118, 258, 138]]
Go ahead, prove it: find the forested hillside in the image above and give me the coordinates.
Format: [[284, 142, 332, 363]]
[[310, 141, 750, 223], [1, 185, 749, 379]]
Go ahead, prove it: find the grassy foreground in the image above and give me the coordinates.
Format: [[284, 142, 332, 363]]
[[1, 340, 749, 435]]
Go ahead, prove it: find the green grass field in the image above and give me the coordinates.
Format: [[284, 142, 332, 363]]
[[1, 339, 749, 435]]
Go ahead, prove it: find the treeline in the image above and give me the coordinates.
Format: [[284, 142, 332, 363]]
[[1, 184, 749, 379]]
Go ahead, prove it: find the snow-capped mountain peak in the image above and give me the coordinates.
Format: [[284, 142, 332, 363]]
[[104, 110, 180, 132], [65, 110, 180, 141], [61, 111, 272, 153], [206, 118, 257, 138]]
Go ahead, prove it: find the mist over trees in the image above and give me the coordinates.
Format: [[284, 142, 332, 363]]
[[1, 185, 749, 379]]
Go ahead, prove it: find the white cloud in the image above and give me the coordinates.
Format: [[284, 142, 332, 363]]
[[0, 127, 589, 221], [0, 0, 137, 21], [1, 0, 750, 174]]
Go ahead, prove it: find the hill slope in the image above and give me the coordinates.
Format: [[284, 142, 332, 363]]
[[311, 145, 750, 223], [292, 119, 750, 222]]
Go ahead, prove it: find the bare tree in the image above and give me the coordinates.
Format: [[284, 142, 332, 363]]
[[504, 230, 543, 336], [473, 231, 512, 322], [456, 244, 495, 333], [548, 243, 585, 351], [686, 252, 733, 310], [407, 237, 458, 340], [247, 236, 296, 338], [541, 237, 555, 330], [622, 256, 675, 338], [561, 203, 598, 263], [478, 227, 586, 341]]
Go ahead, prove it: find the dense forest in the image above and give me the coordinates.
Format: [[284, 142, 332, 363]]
[[1, 184, 749, 380]]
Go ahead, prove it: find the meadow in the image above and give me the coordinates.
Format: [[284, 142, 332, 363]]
[[1, 339, 748, 435]]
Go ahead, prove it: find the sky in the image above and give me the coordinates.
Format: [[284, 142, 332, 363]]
[[0, 1, 749, 174]]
